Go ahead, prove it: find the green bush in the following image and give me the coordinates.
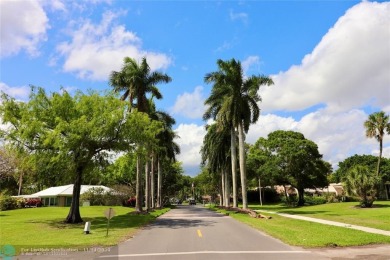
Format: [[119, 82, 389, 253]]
[[280, 194, 298, 207], [80, 187, 106, 206], [80, 187, 124, 206], [16, 198, 25, 208], [0, 194, 18, 211], [304, 196, 327, 206]]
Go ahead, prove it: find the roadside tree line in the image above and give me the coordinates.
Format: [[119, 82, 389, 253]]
[[0, 57, 182, 222], [200, 59, 390, 208]]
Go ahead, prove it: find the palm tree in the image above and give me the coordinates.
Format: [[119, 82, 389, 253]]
[[344, 165, 379, 208], [364, 111, 390, 176], [110, 57, 171, 211], [147, 100, 180, 208], [201, 123, 232, 207], [204, 58, 273, 209]]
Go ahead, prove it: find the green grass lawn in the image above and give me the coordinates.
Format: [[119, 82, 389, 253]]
[[211, 204, 390, 248], [250, 201, 390, 231], [0, 206, 169, 254]]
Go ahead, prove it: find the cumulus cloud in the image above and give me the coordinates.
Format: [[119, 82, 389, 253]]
[[0, 82, 30, 100], [174, 123, 206, 175], [171, 86, 206, 119], [0, 0, 49, 57], [56, 11, 171, 80], [260, 1, 390, 112], [247, 108, 389, 169]]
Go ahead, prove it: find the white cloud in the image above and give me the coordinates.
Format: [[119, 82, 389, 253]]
[[242, 56, 260, 75], [260, 1, 390, 112], [171, 86, 206, 119], [56, 11, 171, 80], [247, 108, 390, 169], [229, 9, 248, 24], [0, 82, 30, 100], [175, 123, 206, 175], [0, 0, 49, 57]]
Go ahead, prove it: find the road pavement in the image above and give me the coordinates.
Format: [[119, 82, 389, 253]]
[[97, 205, 328, 260], [15, 205, 390, 259]]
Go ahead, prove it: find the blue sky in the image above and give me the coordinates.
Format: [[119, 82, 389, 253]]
[[1, 0, 389, 176]]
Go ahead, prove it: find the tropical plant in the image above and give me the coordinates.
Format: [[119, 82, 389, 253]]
[[204, 58, 273, 209], [201, 123, 231, 207], [344, 165, 380, 208], [364, 111, 390, 176], [110, 57, 172, 212]]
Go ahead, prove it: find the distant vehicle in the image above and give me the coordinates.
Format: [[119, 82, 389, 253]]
[[189, 199, 196, 205]]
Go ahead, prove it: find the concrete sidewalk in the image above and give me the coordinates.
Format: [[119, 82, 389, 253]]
[[255, 210, 390, 236]]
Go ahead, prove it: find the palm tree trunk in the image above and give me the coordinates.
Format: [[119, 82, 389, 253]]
[[135, 156, 143, 212], [151, 155, 155, 209], [377, 138, 385, 199], [225, 169, 230, 207], [145, 160, 150, 211], [377, 139, 382, 177], [221, 170, 225, 207], [238, 122, 248, 209], [230, 127, 238, 208], [157, 158, 162, 208]]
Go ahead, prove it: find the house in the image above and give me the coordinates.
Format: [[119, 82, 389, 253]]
[[17, 184, 111, 207]]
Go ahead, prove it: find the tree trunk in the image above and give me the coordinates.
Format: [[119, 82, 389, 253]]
[[377, 138, 382, 177], [221, 170, 225, 206], [65, 166, 83, 223], [297, 187, 305, 206], [157, 158, 162, 208], [238, 123, 248, 209], [258, 177, 263, 206], [225, 169, 230, 207], [18, 171, 23, 196], [283, 184, 289, 206], [151, 155, 155, 209], [230, 127, 238, 208], [135, 156, 143, 212], [377, 139, 385, 199], [145, 159, 150, 211]]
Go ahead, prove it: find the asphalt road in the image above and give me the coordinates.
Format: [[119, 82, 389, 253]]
[[96, 205, 329, 260]]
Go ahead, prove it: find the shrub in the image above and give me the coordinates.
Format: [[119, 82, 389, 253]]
[[25, 198, 42, 207], [80, 187, 106, 206], [280, 194, 298, 207], [304, 196, 327, 206], [125, 197, 136, 207], [80, 187, 124, 206], [16, 198, 25, 208], [0, 194, 18, 211]]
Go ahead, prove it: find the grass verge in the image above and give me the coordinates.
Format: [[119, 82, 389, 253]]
[[0, 206, 169, 254], [250, 201, 390, 231], [211, 206, 390, 248]]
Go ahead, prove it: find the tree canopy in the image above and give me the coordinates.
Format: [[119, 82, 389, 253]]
[[247, 130, 331, 206], [0, 87, 162, 223]]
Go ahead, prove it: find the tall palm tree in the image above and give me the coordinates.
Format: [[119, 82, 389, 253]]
[[201, 123, 232, 207], [364, 111, 390, 176], [110, 57, 172, 212], [204, 58, 273, 209], [147, 100, 180, 208]]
